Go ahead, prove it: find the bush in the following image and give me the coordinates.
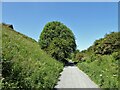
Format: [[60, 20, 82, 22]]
[[74, 52, 84, 62], [92, 32, 120, 55], [112, 51, 120, 60]]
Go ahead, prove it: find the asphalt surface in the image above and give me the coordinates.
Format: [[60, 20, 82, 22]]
[[54, 62, 99, 88]]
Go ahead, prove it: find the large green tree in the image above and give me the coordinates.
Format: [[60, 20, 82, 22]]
[[38, 21, 76, 60]]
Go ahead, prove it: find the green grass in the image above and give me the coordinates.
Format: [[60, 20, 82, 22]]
[[77, 53, 119, 88], [1, 25, 63, 89]]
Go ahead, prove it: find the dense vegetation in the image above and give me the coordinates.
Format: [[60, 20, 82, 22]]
[[1, 22, 119, 89], [88, 32, 120, 55], [1, 24, 63, 89], [39, 21, 76, 61], [75, 32, 120, 88]]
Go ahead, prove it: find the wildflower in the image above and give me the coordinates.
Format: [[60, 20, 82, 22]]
[[113, 74, 117, 77], [1, 78, 5, 81], [102, 70, 104, 73], [100, 74, 102, 77]]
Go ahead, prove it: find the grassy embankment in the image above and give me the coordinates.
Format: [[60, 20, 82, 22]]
[[77, 54, 119, 88], [1, 24, 63, 89], [76, 32, 120, 88]]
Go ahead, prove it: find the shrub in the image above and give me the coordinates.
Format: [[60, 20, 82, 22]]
[[75, 52, 84, 62], [93, 32, 120, 55]]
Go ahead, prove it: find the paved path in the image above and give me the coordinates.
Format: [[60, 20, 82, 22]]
[[55, 63, 99, 88]]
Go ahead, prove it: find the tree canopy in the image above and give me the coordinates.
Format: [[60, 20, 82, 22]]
[[38, 21, 76, 60]]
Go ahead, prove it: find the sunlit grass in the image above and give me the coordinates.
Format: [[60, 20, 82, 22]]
[[77, 54, 118, 88], [2, 25, 63, 89]]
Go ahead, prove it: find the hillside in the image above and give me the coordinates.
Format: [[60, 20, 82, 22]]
[[1, 24, 63, 89], [88, 32, 120, 55], [76, 32, 120, 88]]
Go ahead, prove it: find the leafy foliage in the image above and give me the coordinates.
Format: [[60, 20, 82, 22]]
[[76, 32, 120, 88], [38, 21, 76, 60], [74, 52, 84, 62], [91, 32, 120, 55], [1, 24, 63, 89]]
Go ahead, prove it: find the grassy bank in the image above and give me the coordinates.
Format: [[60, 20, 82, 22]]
[[1, 24, 63, 89], [76, 32, 120, 88], [77, 53, 119, 88]]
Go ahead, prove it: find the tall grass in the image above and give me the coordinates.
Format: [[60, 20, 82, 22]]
[[77, 53, 119, 88], [1, 25, 63, 89]]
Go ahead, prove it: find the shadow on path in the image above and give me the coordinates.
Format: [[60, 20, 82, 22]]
[[64, 60, 78, 67]]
